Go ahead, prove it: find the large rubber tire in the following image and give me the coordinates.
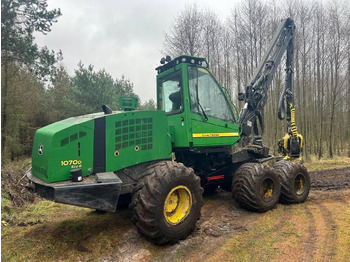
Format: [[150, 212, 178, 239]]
[[232, 163, 281, 212], [130, 161, 204, 245], [273, 161, 310, 204]]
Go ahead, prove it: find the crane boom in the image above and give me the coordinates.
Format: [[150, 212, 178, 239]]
[[238, 18, 303, 159]]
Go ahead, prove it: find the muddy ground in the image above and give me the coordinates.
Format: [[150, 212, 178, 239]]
[[100, 167, 350, 262], [2, 167, 350, 261], [310, 167, 350, 190]]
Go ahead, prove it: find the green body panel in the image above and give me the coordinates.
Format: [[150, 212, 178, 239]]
[[32, 115, 96, 183], [105, 110, 172, 171], [191, 114, 240, 147], [166, 113, 191, 147], [31, 110, 172, 183]]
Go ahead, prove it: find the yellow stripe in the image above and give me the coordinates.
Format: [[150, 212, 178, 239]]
[[192, 132, 239, 138]]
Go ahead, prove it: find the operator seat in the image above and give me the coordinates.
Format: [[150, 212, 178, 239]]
[[169, 90, 182, 111]]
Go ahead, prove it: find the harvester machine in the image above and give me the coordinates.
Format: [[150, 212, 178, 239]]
[[27, 18, 310, 244]]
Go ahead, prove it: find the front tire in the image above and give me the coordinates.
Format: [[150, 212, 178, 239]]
[[232, 163, 281, 212], [273, 161, 310, 203], [130, 161, 204, 244]]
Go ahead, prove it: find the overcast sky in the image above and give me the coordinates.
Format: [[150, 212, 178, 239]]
[[35, 0, 238, 103]]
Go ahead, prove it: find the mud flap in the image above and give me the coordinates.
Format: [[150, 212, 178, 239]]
[[27, 172, 122, 212]]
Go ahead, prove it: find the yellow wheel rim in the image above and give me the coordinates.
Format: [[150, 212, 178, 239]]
[[164, 185, 192, 225], [294, 174, 305, 195], [260, 178, 274, 199]]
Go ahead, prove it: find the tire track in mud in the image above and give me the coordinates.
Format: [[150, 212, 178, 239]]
[[303, 204, 318, 261], [197, 191, 249, 237], [179, 191, 286, 262], [200, 200, 292, 262], [327, 198, 350, 260], [302, 194, 349, 262], [275, 205, 292, 228], [271, 190, 350, 262], [269, 204, 303, 262], [318, 202, 339, 260], [336, 198, 350, 260]]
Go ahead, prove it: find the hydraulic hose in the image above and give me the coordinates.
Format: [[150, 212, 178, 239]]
[[278, 88, 286, 120]]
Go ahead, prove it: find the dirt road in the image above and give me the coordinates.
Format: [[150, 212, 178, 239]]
[[2, 167, 350, 262]]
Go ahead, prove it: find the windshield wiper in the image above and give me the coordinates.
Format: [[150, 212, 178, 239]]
[[195, 84, 208, 121]]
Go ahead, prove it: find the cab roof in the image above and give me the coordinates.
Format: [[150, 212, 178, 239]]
[[155, 55, 208, 74]]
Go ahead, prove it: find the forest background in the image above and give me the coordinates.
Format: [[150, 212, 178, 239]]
[[1, 0, 349, 163]]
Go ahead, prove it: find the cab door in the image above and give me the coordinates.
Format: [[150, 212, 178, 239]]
[[187, 66, 240, 148], [157, 68, 192, 148]]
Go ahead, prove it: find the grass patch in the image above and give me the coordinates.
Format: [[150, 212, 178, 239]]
[[1, 201, 133, 262], [304, 156, 350, 171]]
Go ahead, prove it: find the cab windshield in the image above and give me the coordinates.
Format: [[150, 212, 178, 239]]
[[188, 67, 234, 122]]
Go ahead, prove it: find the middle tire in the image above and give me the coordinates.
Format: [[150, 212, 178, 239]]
[[232, 163, 281, 212], [130, 161, 204, 245]]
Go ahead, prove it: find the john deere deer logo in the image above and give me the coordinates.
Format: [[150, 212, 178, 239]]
[[38, 144, 44, 155]]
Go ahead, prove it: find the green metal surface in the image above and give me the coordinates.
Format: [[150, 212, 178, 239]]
[[105, 110, 172, 171], [32, 114, 96, 183], [31, 110, 172, 183], [191, 114, 240, 147]]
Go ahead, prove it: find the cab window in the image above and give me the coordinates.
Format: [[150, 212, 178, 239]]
[[188, 67, 234, 122], [158, 71, 183, 114]]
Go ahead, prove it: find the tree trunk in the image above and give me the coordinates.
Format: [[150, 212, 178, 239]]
[[1, 63, 9, 159]]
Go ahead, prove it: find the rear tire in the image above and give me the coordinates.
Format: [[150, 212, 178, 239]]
[[232, 163, 281, 212], [273, 161, 310, 203], [130, 161, 204, 245]]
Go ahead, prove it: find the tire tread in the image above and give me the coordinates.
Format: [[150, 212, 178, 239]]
[[232, 163, 281, 212], [130, 161, 203, 244]]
